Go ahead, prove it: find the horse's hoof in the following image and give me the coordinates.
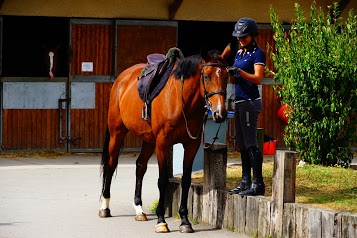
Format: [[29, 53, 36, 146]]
[[155, 223, 170, 233], [179, 224, 195, 233], [98, 208, 111, 218], [134, 213, 148, 221]]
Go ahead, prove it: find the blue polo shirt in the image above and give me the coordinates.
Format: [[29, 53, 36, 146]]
[[233, 45, 266, 101]]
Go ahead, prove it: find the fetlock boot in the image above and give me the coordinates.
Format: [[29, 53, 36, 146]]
[[239, 146, 265, 196], [227, 149, 251, 194]]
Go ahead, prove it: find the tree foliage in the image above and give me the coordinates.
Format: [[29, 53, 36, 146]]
[[269, 2, 357, 165]]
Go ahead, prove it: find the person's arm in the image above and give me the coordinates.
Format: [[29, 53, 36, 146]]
[[237, 64, 264, 85]]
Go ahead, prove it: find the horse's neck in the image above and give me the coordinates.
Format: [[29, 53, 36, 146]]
[[178, 76, 205, 113]]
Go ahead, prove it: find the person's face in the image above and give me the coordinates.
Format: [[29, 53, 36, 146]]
[[237, 35, 253, 48]]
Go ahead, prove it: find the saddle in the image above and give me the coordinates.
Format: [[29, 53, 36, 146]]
[[137, 47, 184, 120]]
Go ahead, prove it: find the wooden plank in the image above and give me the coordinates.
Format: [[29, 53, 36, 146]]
[[341, 212, 357, 238], [2, 109, 8, 149], [71, 23, 114, 75], [191, 184, 202, 223], [258, 197, 271, 238], [282, 203, 296, 238], [295, 204, 309, 238], [321, 209, 340, 238], [168, 180, 180, 218], [307, 207, 322, 238], [233, 195, 247, 234], [245, 196, 259, 236], [215, 190, 226, 229]]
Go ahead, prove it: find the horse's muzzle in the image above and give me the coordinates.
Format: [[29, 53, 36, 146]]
[[212, 109, 227, 123]]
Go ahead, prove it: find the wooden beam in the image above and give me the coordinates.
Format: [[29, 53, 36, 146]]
[[337, 0, 351, 13], [330, 0, 351, 20], [169, 0, 183, 20]]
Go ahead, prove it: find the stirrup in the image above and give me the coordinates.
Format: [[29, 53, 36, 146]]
[[142, 102, 148, 120]]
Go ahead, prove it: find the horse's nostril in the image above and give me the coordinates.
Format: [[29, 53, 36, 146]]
[[213, 111, 221, 121], [213, 110, 227, 123]]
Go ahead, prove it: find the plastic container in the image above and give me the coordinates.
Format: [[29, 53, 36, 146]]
[[263, 140, 277, 155]]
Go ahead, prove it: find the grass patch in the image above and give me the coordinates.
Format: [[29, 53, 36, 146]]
[[190, 152, 357, 214], [149, 200, 159, 213]]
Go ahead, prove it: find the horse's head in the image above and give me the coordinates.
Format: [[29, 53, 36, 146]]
[[200, 44, 231, 123]]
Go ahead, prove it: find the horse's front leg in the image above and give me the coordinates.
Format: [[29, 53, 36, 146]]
[[154, 145, 171, 233], [178, 140, 201, 233], [133, 141, 155, 221]]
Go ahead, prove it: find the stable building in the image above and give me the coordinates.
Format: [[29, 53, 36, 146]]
[[0, 0, 354, 152]]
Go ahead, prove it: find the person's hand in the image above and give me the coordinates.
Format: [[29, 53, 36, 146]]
[[227, 66, 240, 76]]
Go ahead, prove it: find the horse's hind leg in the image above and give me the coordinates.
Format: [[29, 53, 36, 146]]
[[99, 127, 127, 218], [133, 141, 155, 221]]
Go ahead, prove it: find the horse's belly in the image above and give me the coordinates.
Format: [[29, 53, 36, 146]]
[[120, 102, 155, 143], [126, 120, 155, 142]]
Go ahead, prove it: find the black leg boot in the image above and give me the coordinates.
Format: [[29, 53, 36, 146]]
[[239, 146, 265, 196], [227, 149, 251, 195]]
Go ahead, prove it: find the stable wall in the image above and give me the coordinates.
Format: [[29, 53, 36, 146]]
[[0, 0, 348, 23]]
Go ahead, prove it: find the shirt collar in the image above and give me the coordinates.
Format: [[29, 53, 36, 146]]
[[238, 43, 257, 55]]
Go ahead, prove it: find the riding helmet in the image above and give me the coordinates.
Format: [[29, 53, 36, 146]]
[[232, 18, 258, 37]]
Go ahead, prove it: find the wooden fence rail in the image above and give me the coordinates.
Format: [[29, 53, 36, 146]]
[[168, 146, 357, 238]]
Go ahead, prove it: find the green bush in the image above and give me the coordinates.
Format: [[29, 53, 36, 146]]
[[269, 2, 357, 165]]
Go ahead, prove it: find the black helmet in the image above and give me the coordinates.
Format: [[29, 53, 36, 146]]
[[232, 18, 258, 37]]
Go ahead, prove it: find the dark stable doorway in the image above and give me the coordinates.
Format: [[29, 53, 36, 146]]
[[177, 20, 237, 66], [2, 16, 69, 77]]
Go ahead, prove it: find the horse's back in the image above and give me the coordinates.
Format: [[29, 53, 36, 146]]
[[110, 63, 144, 103], [108, 63, 155, 142], [112, 64, 145, 90]]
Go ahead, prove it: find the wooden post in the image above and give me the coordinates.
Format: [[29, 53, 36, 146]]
[[271, 150, 299, 238], [203, 143, 227, 190], [202, 143, 227, 227]]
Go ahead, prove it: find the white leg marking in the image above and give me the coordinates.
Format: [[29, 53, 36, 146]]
[[100, 196, 110, 210], [133, 201, 145, 215]]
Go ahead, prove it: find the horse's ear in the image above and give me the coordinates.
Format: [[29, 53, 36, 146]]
[[220, 44, 231, 60]]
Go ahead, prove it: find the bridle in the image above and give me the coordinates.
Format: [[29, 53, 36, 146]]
[[181, 61, 228, 148], [201, 62, 227, 111]]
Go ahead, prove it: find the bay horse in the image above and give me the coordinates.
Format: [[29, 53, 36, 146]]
[[99, 44, 231, 233]]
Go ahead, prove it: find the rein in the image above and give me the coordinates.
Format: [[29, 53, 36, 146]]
[[181, 62, 228, 148]]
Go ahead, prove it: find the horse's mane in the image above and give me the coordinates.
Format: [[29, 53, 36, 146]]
[[172, 54, 202, 80]]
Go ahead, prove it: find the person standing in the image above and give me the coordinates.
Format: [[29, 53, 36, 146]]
[[227, 18, 266, 196]]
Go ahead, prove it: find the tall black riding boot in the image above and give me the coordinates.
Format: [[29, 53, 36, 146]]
[[239, 146, 265, 196], [227, 149, 251, 194]]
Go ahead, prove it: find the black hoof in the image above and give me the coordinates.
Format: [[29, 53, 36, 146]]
[[98, 208, 112, 218], [179, 224, 195, 233]]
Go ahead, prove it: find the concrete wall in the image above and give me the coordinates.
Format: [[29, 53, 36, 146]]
[[1, 0, 353, 23]]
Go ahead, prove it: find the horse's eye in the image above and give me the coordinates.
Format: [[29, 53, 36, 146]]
[[204, 75, 209, 80]]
